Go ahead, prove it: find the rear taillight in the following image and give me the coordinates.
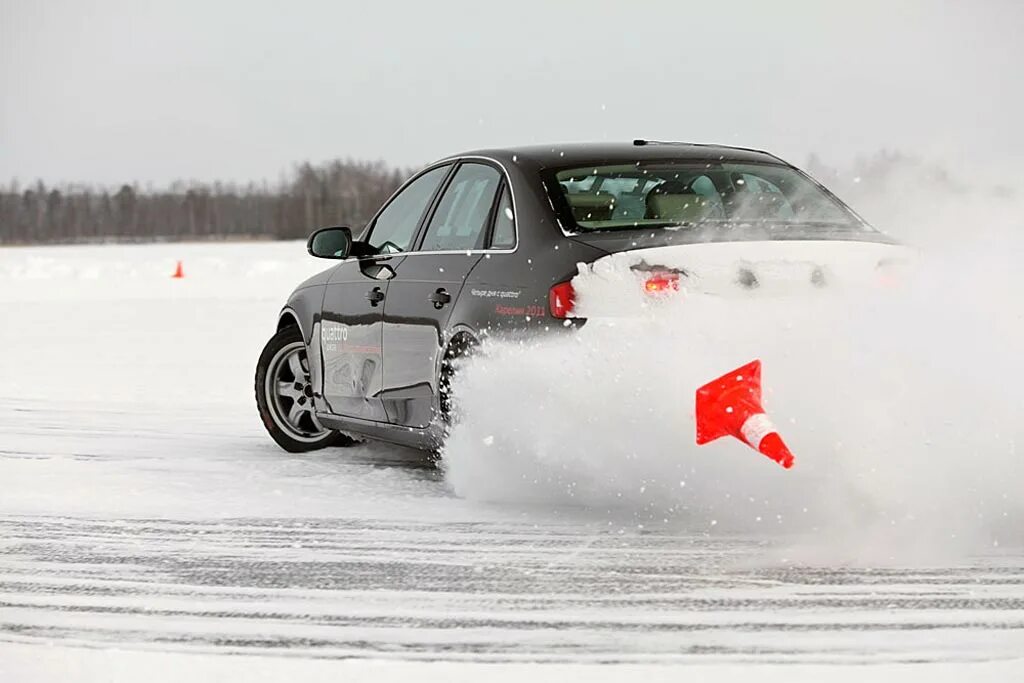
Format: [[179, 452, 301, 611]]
[[644, 272, 681, 294], [549, 281, 575, 318], [876, 259, 904, 288]]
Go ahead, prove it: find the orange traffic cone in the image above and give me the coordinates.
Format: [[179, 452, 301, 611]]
[[695, 359, 795, 469], [171, 261, 184, 279]]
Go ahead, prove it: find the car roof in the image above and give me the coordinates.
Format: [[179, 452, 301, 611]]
[[444, 141, 785, 169]]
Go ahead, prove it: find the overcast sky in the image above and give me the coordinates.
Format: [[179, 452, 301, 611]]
[[2, 0, 1021, 185]]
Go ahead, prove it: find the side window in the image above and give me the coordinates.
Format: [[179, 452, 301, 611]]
[[420, 163, 501, 252], [490, 185, 516, 249], [367, 165, 449, 253]]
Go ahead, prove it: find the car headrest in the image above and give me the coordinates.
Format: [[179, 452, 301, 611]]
[[645, 182, 713, 222], [649, 180, 692, 196], [567, 192, 616, 222]]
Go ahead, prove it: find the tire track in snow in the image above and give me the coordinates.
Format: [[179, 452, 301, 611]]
[[2, 516, 1023, 664]]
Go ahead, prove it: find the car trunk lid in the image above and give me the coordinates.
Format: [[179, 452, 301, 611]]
[[569, 239, 914, 317]]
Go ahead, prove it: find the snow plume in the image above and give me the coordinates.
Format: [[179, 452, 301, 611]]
[[442, 171, 1024, 563]]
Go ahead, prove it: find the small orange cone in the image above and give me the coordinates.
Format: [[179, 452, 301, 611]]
[[695, 359, 795, 469], [171, 261, 184, 279]]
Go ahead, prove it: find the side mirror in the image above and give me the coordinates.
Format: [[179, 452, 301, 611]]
[[307, 227, 353, 259]]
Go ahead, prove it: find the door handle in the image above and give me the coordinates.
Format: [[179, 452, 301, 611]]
[[366, 287, 385, 306], [428, 288, 452, 309]]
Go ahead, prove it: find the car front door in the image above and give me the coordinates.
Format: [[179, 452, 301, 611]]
[[318, 164, 451, 421], [381, 161, 503, 428]]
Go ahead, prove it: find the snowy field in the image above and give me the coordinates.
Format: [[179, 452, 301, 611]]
[[1, 240, 1023, 681]]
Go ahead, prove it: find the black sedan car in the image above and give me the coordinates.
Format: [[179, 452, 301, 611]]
[[256, 141, 901, 453]]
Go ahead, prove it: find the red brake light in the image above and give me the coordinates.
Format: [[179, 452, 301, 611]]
[[644, 272, 680, 294], [549, 281, 575, 318], [876, 259, 903, 289]]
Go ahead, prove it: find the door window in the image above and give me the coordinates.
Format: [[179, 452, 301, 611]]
[[490, 184, 516, 249], [420, 163, 501, 252], [367, 165, 449, 253]]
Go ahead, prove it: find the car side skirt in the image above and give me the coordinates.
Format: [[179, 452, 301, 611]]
[[315, 411, 443, 451]]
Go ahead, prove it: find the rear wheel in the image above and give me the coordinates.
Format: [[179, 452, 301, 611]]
[[439, 334, 477, 427], [255, 326, 352, 452]]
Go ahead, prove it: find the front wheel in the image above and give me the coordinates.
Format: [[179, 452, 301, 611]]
[[255, 326, 352, 452]]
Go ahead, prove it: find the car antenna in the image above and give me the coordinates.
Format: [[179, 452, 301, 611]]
[[633, 139, 692, 146], [634, 138, 778, 158]]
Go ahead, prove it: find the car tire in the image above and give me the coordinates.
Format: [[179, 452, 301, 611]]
[[439, 334, 478, 427], [255, 326, 354, 453]]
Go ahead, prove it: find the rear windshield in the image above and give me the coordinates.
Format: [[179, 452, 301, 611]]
[[548, 161, 862, 233]]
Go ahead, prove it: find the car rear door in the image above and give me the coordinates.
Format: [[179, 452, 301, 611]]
[[318, 164, 451, 421], [380, 161, 503, 428]]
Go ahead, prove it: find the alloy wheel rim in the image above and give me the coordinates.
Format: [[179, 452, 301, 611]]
[[265, 342, 330, 442]]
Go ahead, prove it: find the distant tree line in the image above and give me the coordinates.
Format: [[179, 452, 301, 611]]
[[804, 150, 1018, 233], [0, 159, 411, 245], [4, 150, 1016, 246]]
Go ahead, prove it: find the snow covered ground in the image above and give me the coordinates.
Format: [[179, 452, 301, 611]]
[[1, 241, 1022, 681]]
